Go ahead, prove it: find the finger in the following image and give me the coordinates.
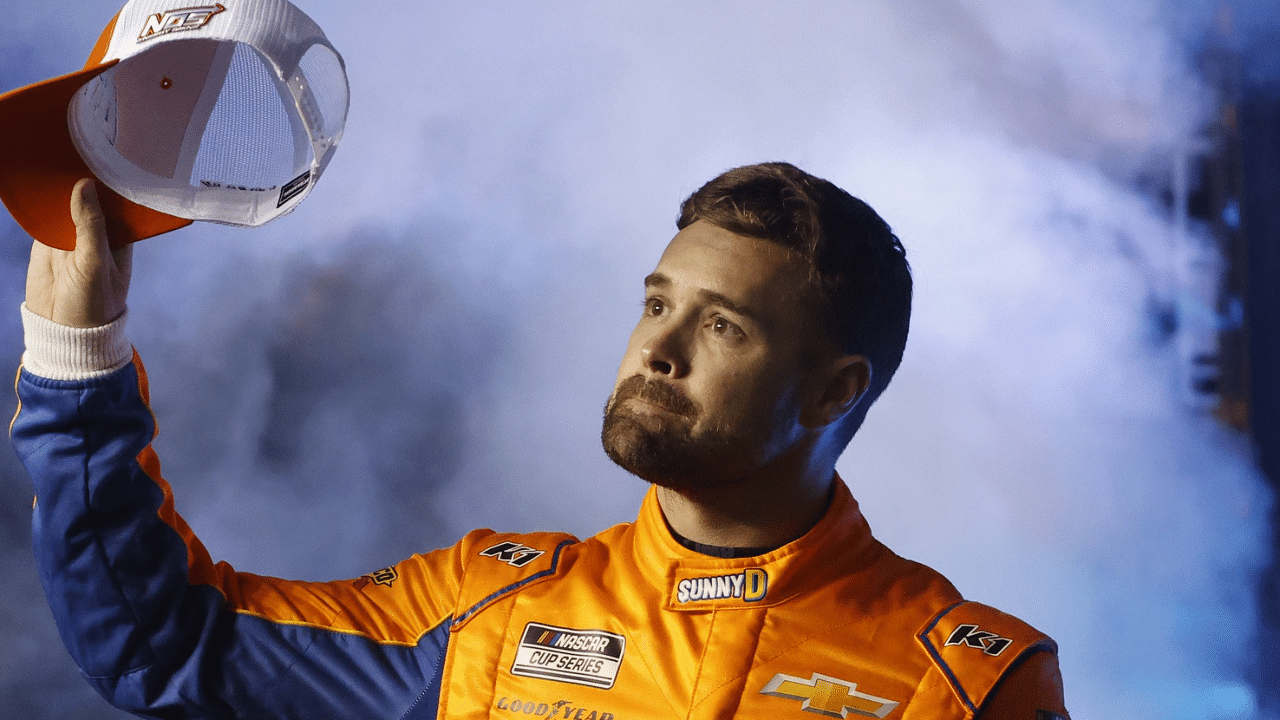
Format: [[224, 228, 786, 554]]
[[70, 178, 109, 261]]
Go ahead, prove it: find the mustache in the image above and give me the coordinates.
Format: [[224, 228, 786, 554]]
[[610, 375, 699, 419]]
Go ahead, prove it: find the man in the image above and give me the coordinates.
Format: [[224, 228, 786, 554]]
[[12, 163, 1070, 718]]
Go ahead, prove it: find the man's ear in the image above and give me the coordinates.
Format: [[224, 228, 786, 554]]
[[802, 354, 872, 429]]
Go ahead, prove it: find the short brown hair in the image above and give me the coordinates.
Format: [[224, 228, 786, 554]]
[[677, 162, 912, 440]]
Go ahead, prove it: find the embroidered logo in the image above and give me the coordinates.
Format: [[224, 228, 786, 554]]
[[481, 541, 545, 568], [760, 672, 899, 718], [277, 170, 311, 207], [675, 567, 768, 604], [510, 622, 626, 689], [944, 624, 1013, 656], [351, 565, 399, 590], [138, 4, 226, 42], [495, 697, 617, 719]]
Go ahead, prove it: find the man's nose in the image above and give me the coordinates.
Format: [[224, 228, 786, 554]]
[[640, 323, 689, 378]]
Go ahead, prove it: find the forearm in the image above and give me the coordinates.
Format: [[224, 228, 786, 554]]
[[12, 309, 234, 710], [11, 308, 457, 718]]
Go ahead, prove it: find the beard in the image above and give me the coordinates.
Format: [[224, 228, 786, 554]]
[[601, 374, 741, 490]]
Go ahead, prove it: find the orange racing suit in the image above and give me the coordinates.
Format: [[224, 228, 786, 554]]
[[11, 320, 1069, 719]]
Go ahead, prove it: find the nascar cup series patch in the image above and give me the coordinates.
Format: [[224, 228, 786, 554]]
[[511, 623, 626, 689]]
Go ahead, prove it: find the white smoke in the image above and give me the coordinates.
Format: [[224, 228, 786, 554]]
[[0, 1, 1274, 718]]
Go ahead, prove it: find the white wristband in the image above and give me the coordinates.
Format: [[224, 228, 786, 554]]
[[20, 303, 132, 381]]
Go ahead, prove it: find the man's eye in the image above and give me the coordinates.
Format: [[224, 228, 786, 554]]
[[710, 315, 744, 339], [643, 298, 665, 316]]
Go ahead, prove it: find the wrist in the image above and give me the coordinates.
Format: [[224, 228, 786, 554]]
[[20, 302, 132, 380]]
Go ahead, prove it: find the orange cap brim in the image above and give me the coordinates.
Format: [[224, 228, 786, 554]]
[[0, 61, 193, 250]]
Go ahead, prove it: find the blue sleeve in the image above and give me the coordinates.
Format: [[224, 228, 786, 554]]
[[10, 361, 450, 719]]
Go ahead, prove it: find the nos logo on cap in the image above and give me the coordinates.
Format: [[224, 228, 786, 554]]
[[138, 4, 227, 42]]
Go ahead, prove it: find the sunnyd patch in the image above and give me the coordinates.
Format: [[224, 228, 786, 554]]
[[511, 623, 626, 689], [672, 567, 768, 607]]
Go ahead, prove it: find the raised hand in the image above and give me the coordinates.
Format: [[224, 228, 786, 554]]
[[25, 179, 133, 328]]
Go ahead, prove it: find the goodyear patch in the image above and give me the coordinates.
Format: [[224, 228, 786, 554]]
[[511, 622, 626, 689]]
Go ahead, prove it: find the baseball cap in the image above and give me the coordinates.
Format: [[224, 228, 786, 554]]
[[0, 0, 348, 250]]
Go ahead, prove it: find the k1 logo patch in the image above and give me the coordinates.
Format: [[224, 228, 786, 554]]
[[944, 624, 1012, 656], [511, 623, 626, 689], [481, 541, 545, 568]]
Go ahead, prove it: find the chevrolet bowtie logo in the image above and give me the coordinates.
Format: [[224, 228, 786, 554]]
[[760, 672, 899, 718]]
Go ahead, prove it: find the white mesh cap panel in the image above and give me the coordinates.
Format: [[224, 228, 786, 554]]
[[190, 41, 311, 190]]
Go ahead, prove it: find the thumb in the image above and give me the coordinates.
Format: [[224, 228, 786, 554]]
[[62, 178, 131, 327], [70, 178, 110, 261]]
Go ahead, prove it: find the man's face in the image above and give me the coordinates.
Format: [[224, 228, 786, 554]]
[[602, 220, 826, 489]]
